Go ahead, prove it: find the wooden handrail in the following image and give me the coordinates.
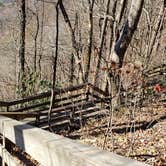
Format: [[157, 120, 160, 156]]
[[0, 83, 109, 114], [0, 101, 9, 107], [88, 83, 109, 97], [144, 64, 166, 76], [0, 111, 39, 117], [8, 91, 51, 106], [7, 83, 88, 107]]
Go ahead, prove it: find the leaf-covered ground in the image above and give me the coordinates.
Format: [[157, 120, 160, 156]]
[[67, 101, 166, 166]]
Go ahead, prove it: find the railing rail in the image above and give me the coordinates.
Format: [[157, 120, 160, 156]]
[[0, 101, 9, 107], [144, 64, 166, 77], [0, 83, 110, 123]]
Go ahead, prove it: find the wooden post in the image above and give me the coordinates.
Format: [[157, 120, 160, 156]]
[[86, 85, 90, 101], [35, 114, 40, 127], [6, 106, 9, 112], [69, 107, 75, 131]]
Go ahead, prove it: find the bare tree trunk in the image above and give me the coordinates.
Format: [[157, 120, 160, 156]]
[[109, 0, 144, 109], [144, 4, 165, 69], [28, 2, 40, 93], [59, 0, 84, 82], [94, 0, 111, 86], [48, 2, 59, 131], [33, 1, 40, 73], [99, 0, 117, 92], [17, 0, 26, 97], [84, 0, 95, 83], [116, 0, 127, 24], [113, 0, 144, 67], [38, 0, 45, 78], [107, 0, 126, 107], [70, 13, 78, 85]]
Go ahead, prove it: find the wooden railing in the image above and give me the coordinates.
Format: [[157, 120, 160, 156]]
[[0, 83, 110, 126], [144, 64, 166, 78]]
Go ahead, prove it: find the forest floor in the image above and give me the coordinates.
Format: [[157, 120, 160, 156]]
[[66, 99, 166, 166]]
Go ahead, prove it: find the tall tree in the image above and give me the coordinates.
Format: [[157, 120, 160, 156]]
[[33, 1, 40, 73], [84, 0, 95, 82], [113, 0, 144, 67], [108, 0, 144, 109], [48, 1, 59, 131], [94, 0, 111, 86], [17, 0, 26, 97], [38, 0, 45, 78], [59, 0, 84, 83]]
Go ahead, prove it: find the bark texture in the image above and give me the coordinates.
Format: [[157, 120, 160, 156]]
[[17, 0, 26, 97], [113, 0, 144, 67]]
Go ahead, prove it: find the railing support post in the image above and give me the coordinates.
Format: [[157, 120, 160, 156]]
[[35, 114, 40, 127], [6, 106, 9, 112], [86, 85, 90, 101]]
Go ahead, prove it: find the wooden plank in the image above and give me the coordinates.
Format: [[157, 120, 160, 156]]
[[8, 83, 87, 107], [0, 111, 39, 117], [54, 93, 83, 102], [11, 101, 50, 112], [31, 98, 87, 113], [0, 101, 9, 107], [40, 108, 108, 129], [0, 112, 40, 121], [91, 93, 111, 103], [88, 83, 109, 97], [8, 91, 51, 106], [11, 93, 83, 112], [0, 116, 148, 166], [0, 83, 108, 118], [38, 106, 100, 127], [55, 83, 87, 94], [0, 83, 106, 113], [0, 144, 22, 166], [48, 100, 97, 113], [144, 64, 166, 74]]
